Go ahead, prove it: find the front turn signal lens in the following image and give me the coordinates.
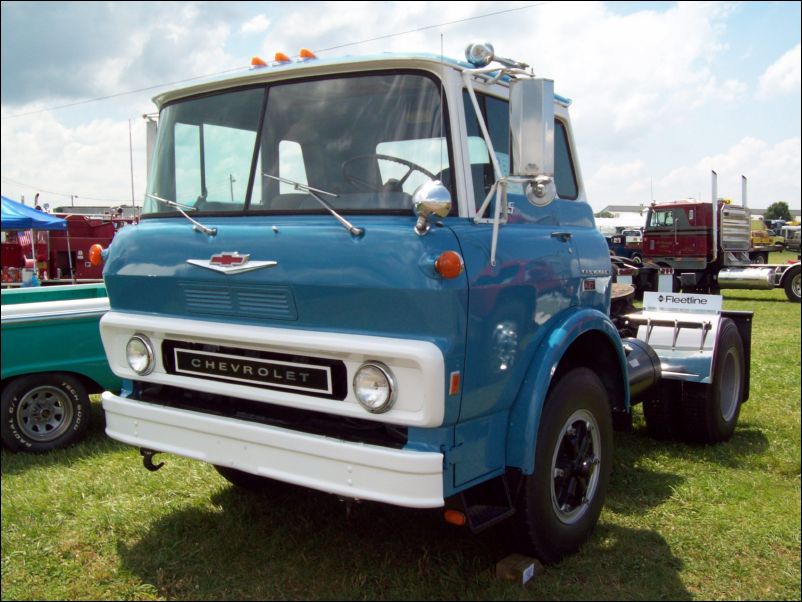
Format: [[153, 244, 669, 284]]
[[435, 251, 464, 279], [89, 244, 105, 267]]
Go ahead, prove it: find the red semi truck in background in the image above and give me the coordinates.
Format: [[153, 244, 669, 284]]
[[642, 173, 800, 302], [1, 211, 136, 285]]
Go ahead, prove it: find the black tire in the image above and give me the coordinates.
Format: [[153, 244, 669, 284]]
[[679, 319, 745, 443], [214, 465, 275, 492], [1, 373, 90, 453], [784, 266, 801, 303], [512, 368, 613, 564], [642, 380, 683, 440]]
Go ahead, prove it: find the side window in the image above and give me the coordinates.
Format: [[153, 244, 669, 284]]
[[463, 91, 511, 211], [463, 92, 580, 208], [649, 209, 675, 227], [554, 120, 578, 200], [673, 208, 692, 229]]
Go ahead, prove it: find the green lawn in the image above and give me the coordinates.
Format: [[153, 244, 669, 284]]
[[2, 268, 800, 600]]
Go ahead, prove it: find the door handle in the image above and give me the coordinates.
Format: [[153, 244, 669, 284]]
[[551, 231, 572, 242]]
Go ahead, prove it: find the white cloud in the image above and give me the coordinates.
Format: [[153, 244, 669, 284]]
[[2, 1, 798, 213], [585, 137, 802, 210], [241, 14, 271, 34], [757, 43, 801, 99], [657, 136, 801, 206], [1, 109, 148, 206]]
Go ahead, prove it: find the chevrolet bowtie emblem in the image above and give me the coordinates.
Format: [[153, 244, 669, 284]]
[[187, 252, 277, 275]]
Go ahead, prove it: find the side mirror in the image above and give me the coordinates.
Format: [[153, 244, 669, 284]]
[[509, 78, 556, 206], [412, 180, 452, 235]]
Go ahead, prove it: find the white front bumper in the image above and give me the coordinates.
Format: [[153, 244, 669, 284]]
[[102, 392, 445, 508]]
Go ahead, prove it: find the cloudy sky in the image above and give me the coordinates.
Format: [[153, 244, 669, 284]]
[[1, 1, 800, 213]]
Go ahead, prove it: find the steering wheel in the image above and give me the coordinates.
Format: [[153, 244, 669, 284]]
[[341, 154, 437, 193]]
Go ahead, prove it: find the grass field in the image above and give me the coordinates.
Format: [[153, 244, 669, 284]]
[[2, 255, 800, 601]]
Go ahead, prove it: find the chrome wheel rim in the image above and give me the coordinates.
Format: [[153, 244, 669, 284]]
[[550, 409, 601, 525], [719, 348, 741, 423]]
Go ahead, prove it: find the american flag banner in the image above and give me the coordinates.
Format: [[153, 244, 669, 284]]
[[17, 231, 34, 258]]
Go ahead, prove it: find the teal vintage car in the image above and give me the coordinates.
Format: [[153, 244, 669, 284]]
[[1, 283, 121, 452]]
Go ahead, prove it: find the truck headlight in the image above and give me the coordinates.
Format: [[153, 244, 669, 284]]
[[353, 362, 397, 413], [126, 335, 155, 375]]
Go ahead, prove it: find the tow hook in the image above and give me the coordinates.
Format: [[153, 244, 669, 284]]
[[140, 448, 165, 472]]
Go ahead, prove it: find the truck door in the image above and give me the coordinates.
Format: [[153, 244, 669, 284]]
[[447, 92, 585, 485], [645, 205, 704, 261]]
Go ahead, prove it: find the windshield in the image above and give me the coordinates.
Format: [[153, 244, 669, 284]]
[[144, 72, 451, 216]]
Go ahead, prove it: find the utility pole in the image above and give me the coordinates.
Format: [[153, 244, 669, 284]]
[[129, 119, 136, 205]]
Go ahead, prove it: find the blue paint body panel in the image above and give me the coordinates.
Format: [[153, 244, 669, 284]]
[[105, 215, 469, 426], [103, 198, 627, 499]]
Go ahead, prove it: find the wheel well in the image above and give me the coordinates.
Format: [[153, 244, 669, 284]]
[[552, 330, 626, 414], [1, 372, 103, 396], [781, 264, 800, 285]]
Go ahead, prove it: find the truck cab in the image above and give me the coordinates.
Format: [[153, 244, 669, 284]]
[[99, 44, 751, 563]]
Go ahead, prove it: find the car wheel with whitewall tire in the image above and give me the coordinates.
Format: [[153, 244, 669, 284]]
[[511, 367, 613, 564], [1, 373, 90, 452], [679, 318, 745, 443]]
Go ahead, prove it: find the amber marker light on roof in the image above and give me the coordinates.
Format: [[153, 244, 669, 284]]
[[435, 251, 464, 279], [274, 52, 291, 63], [251, 56, 267, 67], [299, 48, 317, 60]]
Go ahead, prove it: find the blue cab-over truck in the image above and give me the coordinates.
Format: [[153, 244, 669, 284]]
[[98, 43, 752, 563]]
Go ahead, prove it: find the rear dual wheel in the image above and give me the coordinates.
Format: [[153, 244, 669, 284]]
[[643, 318, 745, 443]]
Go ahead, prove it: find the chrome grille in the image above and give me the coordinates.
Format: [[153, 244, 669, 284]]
[[181, 284, 297, 320]]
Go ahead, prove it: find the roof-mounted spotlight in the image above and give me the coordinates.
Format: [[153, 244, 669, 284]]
[[465, 42, 495, 67], [464, 42, 529, 70]]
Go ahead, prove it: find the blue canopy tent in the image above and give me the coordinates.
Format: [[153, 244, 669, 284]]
[[2, 196, 71, 284], [1, 196, 67, 231]]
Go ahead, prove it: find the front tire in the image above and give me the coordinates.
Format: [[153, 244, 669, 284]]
[[1, 373, 90, 452], [513, 368, 613, 564]]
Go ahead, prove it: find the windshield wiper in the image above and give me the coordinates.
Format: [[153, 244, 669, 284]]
[[146, 194, 217, 237], [264, 174, 364, 237]]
